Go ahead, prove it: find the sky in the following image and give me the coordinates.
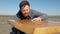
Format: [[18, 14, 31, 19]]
[[0, 0, 60, 16]]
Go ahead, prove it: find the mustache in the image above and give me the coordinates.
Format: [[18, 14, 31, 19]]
[[24, 13, 29, 14]]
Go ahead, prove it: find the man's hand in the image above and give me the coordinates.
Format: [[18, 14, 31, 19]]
[[31, 17, 42, 24]]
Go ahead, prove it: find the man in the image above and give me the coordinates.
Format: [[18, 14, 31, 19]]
[[10, 0, 48, 34]]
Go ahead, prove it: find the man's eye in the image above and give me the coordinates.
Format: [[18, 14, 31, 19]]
[[24, 10, 25, 11], [27, 9, 28, 11]]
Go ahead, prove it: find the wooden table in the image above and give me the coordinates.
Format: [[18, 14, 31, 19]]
[[8, 20, 60, 34]]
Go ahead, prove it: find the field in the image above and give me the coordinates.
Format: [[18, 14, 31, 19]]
[[0, 15, 60, 34]]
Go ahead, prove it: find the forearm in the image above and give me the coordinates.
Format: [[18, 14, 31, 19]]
[[32, 10, 48, 20], [40, 14, 48, 20]]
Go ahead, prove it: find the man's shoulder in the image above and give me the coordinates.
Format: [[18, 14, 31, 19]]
[[30, 9, 40, 12], [30, 9, 41, 14], [30, 9, 36, 12]]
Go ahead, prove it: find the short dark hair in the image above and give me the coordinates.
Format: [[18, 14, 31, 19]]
[[19, 1, 30, 9]]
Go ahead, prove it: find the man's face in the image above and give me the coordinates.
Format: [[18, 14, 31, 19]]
[[20, 5, 30, 17]]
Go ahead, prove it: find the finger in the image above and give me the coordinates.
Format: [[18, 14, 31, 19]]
[[31, 18, 37, 21]]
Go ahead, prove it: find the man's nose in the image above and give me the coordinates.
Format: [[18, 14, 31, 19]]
[[25, 11, 28, 13]]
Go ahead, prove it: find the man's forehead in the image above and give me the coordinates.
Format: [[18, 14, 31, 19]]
[[21, 5, 30, 9]]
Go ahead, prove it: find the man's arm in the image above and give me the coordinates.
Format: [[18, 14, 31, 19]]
[[14, 15, 21, 20], [31, 9, 48, 20]]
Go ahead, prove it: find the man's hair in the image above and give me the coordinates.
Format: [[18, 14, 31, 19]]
[[19, 1, 30, 9]]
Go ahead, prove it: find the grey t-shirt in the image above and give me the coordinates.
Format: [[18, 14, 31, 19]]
[[14, 9, 48, 20]]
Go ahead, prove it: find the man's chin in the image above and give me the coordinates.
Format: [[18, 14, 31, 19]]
[[24, 15, 29, 17]]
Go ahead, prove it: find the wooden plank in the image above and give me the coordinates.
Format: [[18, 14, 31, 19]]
[[8, 20, 60, 34]]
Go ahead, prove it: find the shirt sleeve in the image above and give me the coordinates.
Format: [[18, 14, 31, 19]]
[[14, 16, 21, 20], [31, 9, 48, 20]]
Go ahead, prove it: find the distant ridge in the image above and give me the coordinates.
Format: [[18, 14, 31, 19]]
[[48, 16, 60, 18], [0, 15, 15, 17], [0, 15, 60, 18]]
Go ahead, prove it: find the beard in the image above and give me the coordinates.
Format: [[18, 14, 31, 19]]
[[23, 13, 29, 17]]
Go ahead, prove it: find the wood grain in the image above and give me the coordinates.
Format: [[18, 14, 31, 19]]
[[8, 20, 60, 34]]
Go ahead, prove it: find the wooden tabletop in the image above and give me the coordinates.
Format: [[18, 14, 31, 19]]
[[8, 20, 60, 34], [14, 20, 60, 26]]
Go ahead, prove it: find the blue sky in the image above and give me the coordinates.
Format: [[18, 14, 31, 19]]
[[0, 0, 60, 16]]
